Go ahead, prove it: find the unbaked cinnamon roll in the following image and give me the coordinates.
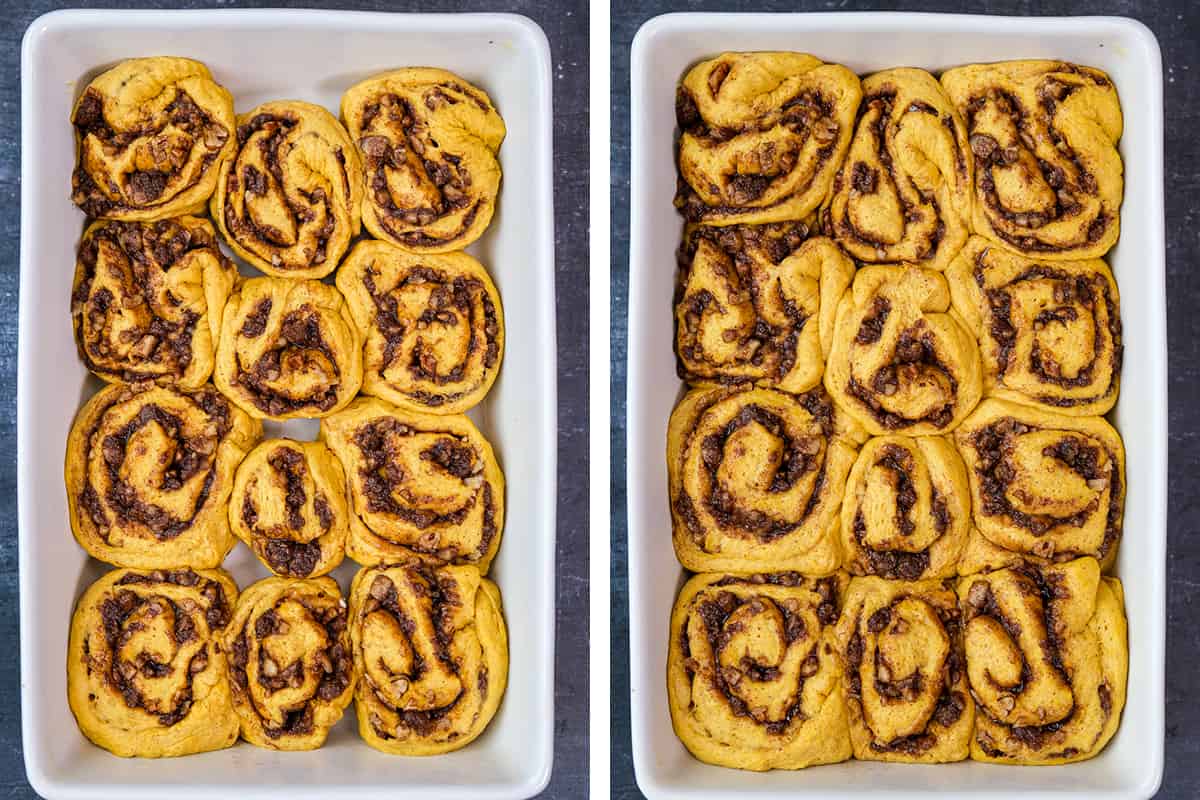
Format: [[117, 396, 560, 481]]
[[65, 382, 261, 569], [67, 567, 239, 757], [840, 435, 970, 580], [321, 397, 504, 572], [833, 577, 972, 762], [668, 385, 865, 575], [213, 277, 363, 420], [71, 57, 235, 220], [224, 576, 355, 750], [941, 60, 1123, 260], [342, 68, 505, 253], [349, 562, 507, 755], [959, 557, 1127, 764], [337, 240, 504, 414], [824, 265, 983, 436], [211, 100, 363, 279], [675, 227, 853, 393], [72, 216, 237, 388], [948, 236, 1122, 416], [675, 52, 862, 225], [823, 68, 972, 270], [229, 439, 349, 578], [953, 399, 1125, 572], [667, 571, 850, 771]]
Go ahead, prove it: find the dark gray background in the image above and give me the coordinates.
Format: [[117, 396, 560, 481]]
[[610, 2, 1197, 798], [0, 1, 587, 797]]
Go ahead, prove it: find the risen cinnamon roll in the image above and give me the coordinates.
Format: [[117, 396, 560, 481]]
[[675, 228, 853, 393], [959, 557, 1127, 764], [342, 68, 505, 253], [953, 399, 1125, 572], [213, 277, 363, 421], [67, 567, 239, 757], [72, 216, 237, 388], [948, 236, 1122, 416], [840, 435, 970, 580], [71, 57, 235, 220], [667, 571, 850, 771], [65, 382, 261, 569], [675, 52, 861, 225], [833, 577, 972, 762], [941, 60, 1123, 259], [337, 241, 504, 414], [350, 562, 507, 755], [229, 439, 348, 578], [668, 385, 865, 575], [211, 100, 363, 279], [224, 577, 355, 750], [321, 397, 504, 572], [824, 68, 972, 270], [824, 265, 983, 436]]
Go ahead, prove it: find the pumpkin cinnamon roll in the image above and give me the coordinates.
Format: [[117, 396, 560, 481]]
[[224, 577, 355, 750], [349, 562, 507, 755], [65, 382, 261, 569], [668, 385, 865, 575], [941, 60, 1123, 260], [72, 216, 237, 388], [675, 227, 853, 393], [824, 265, 983, 436], [824, 68, 972, 270], [211, 101, 363, 279], [958, 557, 1127, 764], [833, 577, 973, 762], [342, 68, 505, 253], [229, 439, 348, 578], [667, 571, 850, 771], [213, 277, 363, 421], [674, 52, 861, 226], [71, 57, 236, 220], [321, 397, 504, 572], [67, 567, 239, 757], [953, 399, 1125, 572], [948, 236, 1122, 416], [336, 241, 504, 414], [840, 435, 970, 580]]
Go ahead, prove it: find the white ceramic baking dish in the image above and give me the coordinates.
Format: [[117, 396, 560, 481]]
[[627, 12, 1165, 799], [19, 9, 556, 799]]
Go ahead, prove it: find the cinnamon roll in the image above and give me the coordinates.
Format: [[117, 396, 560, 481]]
[[824, 265, 983, 436], [321, 397, 504, 572], [341, 68, 505, 253], [211, 100, 363, 279], [72, 216, 237, 388], [675, 52, 862, 226], [959, 557, 1127, 764], [824, 68, 972, 270], [67, 567, 239, 757], [65, 382, 261, 569], [336, 241, 504, 414], [675, 227, 853, 393], [840, 435, 970, 580], [71, 57, 235, 220], [349, 562, 507, 755], [213, 277, 363, 421], [953, 399, 1125, 572], [941, 60, 1123, 260], [667, 571, 851, 771], [224, 577, 355, 750], [948, 236, 1122, 416], [668, 385, 865, 575], [833, 577, 972, 762], [229, 439, 348, 578]]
